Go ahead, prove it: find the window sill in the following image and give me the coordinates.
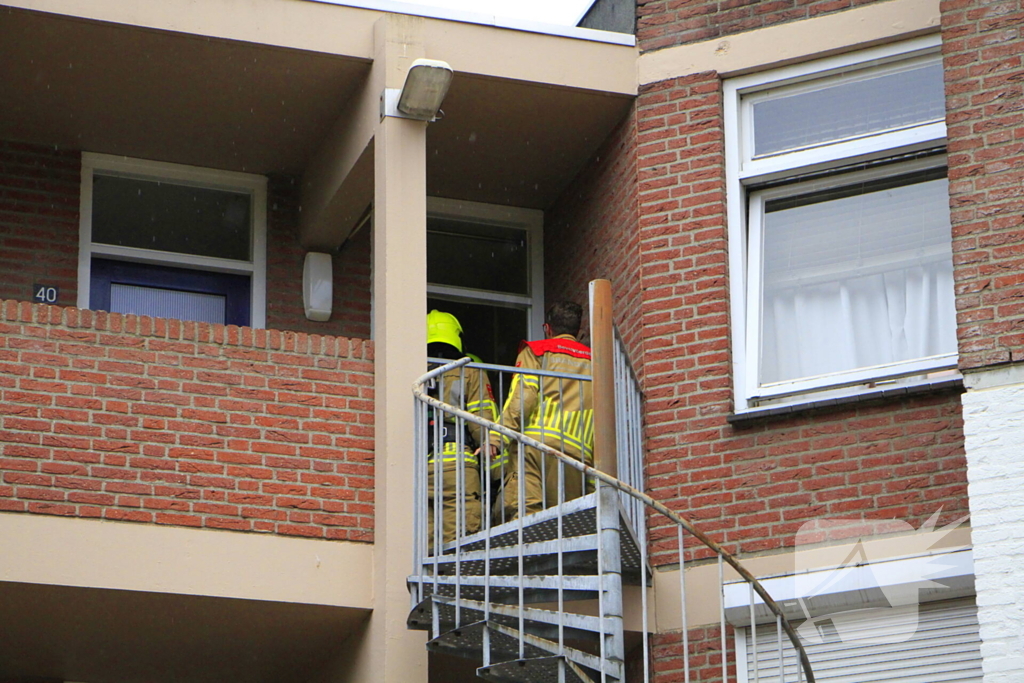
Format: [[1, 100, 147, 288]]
[[727, 376, 963, 424]]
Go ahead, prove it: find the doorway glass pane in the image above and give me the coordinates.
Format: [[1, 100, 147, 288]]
[[427, 217, 529, 295]]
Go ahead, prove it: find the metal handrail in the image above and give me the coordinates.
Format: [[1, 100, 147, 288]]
[[413, 357, 816, 683]]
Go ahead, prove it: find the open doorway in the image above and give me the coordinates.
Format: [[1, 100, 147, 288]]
[[426, 198, 543, 368]]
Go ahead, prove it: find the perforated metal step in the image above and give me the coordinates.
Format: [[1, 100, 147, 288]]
[[409, 595, 614, 645], [408, 573, 602, 605], [427, 620, 619, 681], [423, 535, 600, 577], [428, 492, 649, 582], [478, 655, 596, 683]]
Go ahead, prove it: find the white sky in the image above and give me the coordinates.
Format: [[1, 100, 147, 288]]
[[394, 0, 595, 25]]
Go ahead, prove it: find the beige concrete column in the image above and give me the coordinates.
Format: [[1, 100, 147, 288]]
[[325, 14, 429, 683]]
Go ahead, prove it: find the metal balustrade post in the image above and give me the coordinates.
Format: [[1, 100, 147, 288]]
[[590, 279, 617, 479], [597, 482, 624, 682]]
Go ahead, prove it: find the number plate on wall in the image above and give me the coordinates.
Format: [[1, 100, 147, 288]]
[[33, 284, 59, 304]]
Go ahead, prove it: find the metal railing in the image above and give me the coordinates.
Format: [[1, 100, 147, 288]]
[[411, 357, 815, 683], [613, 326, 646, 553]]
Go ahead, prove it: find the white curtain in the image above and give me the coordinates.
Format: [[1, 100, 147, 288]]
[[757, 177, 956, 386]]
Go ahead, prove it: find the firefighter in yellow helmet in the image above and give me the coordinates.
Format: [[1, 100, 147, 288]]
[[489, 301, 594, 519], [425, 310, 497, 547]]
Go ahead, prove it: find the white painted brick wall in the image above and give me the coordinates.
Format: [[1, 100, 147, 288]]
[[962, 380, 1024, 682]]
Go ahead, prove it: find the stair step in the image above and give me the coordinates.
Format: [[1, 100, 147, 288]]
[[478, 655, 596, 683], [430, 491, 648, 582], [408, 595, 615, 646], [422, 535, 599, 577], [456, 494, 601, 551], [427, 620, 619, 681], [409, 573, 610, 605]]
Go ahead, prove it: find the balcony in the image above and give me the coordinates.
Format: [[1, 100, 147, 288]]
[[0, 299, 375, 681]]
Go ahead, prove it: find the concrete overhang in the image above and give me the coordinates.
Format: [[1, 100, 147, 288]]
[[0, 512, 373, 683], [1, 0, 636, 246]]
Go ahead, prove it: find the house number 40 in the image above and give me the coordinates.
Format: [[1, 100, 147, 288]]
[[33, 284, 59, 304]]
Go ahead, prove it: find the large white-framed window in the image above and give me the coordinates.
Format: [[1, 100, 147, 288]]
[[725, 37, 956, 413], [426, 197, 544, 367], [78, 153, 268, 328]]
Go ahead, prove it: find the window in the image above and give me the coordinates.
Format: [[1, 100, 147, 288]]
[[78, 154, 267, 327], [426, 197, 544, 367], [724, 37, 956, 412], [726, 548, 981, 682], [737, 599, 982, 683]]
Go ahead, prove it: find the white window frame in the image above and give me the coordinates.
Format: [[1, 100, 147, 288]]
[[724, 36, 955, 413], [78, 153, 268, 328], [426, 196, 545, 339]]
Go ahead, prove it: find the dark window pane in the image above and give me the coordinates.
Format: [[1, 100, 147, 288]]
[[427, 217, 529, 295], [92, 175, 252, 261]]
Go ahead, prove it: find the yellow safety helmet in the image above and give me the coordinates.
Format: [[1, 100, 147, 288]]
[[426, 310, 463, 352]]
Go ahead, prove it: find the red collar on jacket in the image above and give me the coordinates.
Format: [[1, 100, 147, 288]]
[[520, 334, 591, 361]]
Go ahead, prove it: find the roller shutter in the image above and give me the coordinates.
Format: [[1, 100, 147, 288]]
[[737, 599, 982, 683]]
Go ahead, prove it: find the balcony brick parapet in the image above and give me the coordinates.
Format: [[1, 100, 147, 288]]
[[0, 300, 375, 541]]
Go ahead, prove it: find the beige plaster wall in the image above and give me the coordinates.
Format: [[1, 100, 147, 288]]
[[0, 511, 374, 608]]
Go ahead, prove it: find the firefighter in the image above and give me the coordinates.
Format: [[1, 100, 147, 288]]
[[425, 310, 497, 547], [490, 301, 594, 519]]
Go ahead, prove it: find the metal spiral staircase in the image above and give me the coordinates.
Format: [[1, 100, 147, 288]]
[[408, 484, 636, 682], [410, 358, 815, 683], [410, 280, 813, 683]]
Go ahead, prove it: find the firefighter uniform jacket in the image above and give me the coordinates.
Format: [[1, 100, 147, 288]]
[[427, 363, 496, 545], [430, 364, 497, 468], [490, 334, 595, 469]]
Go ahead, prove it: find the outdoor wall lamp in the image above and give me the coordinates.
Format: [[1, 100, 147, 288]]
[[380, 58, 453, 122]]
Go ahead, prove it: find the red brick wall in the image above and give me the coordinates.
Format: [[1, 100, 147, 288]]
[[638, 0, 894, 53], [0, 300, 375, 541], [0, 141, 80, 307], [635, 73, 970, 561], [942, 0, 1024, 369], [265, 175, 372, 339], [652, 625, 736, 683], [545, 106, 645, 364]]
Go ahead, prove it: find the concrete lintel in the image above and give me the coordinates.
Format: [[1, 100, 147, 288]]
[[963, 362, 1024, 391], [638, 0, 941, 84], [0, 512, 374, 609]]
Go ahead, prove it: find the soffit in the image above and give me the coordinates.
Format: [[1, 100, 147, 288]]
[[0, 6, 635, 209], [0, 7, 371, 175], [427, 73, 633, 208], [0, 581, 367, 683]]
